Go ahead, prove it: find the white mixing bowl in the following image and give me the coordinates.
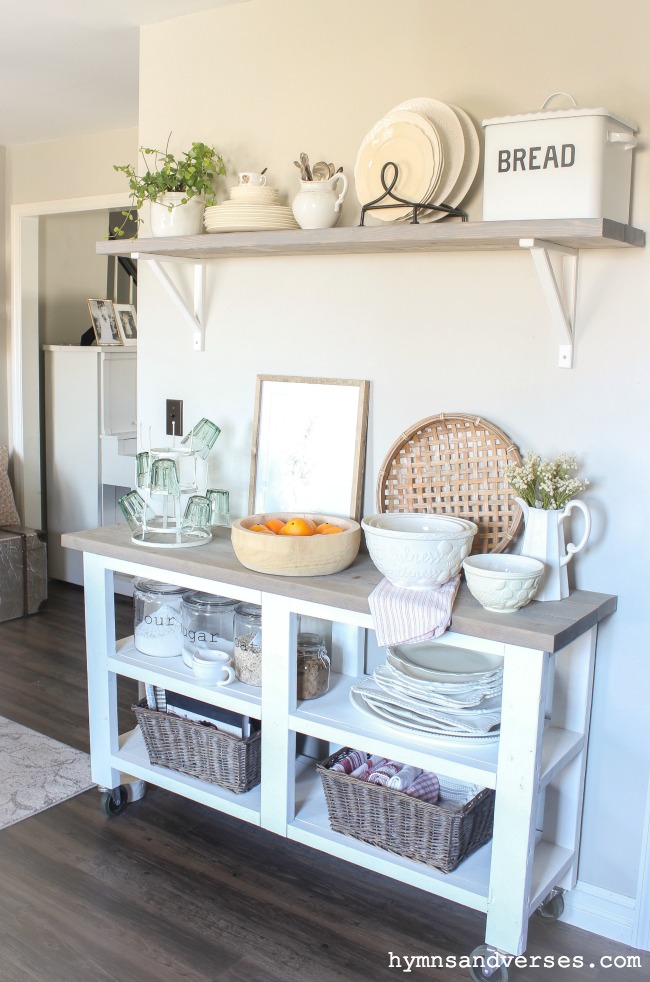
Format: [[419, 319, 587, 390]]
[[463, 554, 544, 612], [361, 513, 477, 589]]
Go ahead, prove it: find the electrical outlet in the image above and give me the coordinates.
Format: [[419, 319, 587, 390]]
[[166, 399, 183, 437]]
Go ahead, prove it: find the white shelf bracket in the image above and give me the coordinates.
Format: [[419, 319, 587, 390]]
[[520, 238, 579, 369], [140, 256, 206, 351]]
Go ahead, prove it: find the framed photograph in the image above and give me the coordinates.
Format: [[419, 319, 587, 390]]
[[88, 298, 122, 346], [249, 375, 370, 521], [113, 303, 138, 346]]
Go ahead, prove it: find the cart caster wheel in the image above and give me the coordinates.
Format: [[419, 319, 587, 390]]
[[468, 945, 509, 981], [536, 890, 565, 920], [99, 785, 128, 816]]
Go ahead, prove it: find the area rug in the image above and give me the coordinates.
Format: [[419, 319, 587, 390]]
[[0, 715, 94, 830]]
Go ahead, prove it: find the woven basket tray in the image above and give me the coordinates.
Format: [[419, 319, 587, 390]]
[[376, 412, 523, 553], [133, 700, 261, 794], [317, 748, 495, 873]]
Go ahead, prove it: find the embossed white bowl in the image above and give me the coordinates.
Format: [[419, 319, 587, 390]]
[[463, 554, 544, 613], [361, 513, 477, 589]]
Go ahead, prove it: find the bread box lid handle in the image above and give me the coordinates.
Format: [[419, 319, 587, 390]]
[[541, 91, 578, 111]]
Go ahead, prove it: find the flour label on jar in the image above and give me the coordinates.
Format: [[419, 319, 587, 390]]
[[133, 580, 188, 658]]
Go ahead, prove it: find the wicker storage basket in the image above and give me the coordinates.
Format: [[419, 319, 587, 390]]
[[317, 749, 495, 873], [132, 700, 261, 794]]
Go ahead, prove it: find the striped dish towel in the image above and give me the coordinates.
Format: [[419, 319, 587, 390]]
[[368, 761, 402, 786], [368, 574, 461, 647], [331, 749, 367, 774], [387, 764, 422, 792]]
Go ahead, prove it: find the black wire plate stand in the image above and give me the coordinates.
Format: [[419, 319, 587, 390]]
[[359, 161, 467, 226]]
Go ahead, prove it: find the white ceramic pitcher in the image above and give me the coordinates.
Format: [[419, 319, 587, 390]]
[[515, 497, 591, 601], [292, 173, 349, 229]]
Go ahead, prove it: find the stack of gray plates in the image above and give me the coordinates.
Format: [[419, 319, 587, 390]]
[[349, 641, 503, 743]]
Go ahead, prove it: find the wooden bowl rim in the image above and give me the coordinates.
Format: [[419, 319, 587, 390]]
[[233, 513, 361, 536]]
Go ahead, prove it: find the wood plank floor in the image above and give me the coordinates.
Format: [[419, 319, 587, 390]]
[[0, 581, 645, 982]]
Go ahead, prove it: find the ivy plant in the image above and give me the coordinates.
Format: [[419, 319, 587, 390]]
[[112, 138, 226, 237]]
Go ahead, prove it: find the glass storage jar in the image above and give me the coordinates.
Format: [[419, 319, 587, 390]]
[[133, 580, 188, 657], [233, 602, 263, 687], [297, 632, 330, 700], [180, 592, 237, 668]]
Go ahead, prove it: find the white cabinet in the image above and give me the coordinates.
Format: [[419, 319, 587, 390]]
[[63, 524, 615, 964], [43, 346, 136, 584]]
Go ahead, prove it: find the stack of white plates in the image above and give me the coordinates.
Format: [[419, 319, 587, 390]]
[[228, 185, 281, 205], [354, 98, 480, 223], [204, 185, 299, 233], [349, 642, 503, 743]]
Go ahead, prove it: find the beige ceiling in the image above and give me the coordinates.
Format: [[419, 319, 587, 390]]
[[0, 0, 247, 146]]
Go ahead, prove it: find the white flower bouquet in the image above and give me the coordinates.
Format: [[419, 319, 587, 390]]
[[504, 451, 589, 510]]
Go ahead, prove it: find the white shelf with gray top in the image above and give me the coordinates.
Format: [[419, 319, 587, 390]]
[[63, 522, 615, 971]]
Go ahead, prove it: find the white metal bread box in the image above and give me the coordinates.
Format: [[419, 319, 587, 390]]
[[482, 93, 637, 223]]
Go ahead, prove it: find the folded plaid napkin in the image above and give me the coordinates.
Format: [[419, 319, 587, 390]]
[[403, 771, 440, 804], [368, 574, 461, 647]]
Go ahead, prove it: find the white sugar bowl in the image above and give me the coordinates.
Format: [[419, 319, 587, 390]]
[[462, 554, 544, 612]]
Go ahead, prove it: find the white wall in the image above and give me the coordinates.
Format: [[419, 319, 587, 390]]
[[39, 211, 110, 346], [136, 0, 649, 907], [0, 144, 7, 448], [8, 128, 138, 205]]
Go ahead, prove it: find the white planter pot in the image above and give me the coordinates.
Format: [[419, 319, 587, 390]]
[[150, 193, 204, 237]]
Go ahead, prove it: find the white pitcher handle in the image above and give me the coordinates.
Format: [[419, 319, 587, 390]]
[[560, 499, 591, 566], [333, 172, 348, 212]]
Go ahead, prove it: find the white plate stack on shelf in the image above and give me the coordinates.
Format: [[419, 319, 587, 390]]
[[204, 183, 299, 233], [350, 642, 503, 744], [354, 97, 480, 222]]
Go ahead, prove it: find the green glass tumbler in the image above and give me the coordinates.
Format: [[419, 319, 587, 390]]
[[135, 451, 150, 489], [181, 495, 212, 534], [206, 488, 230, 527], [149, 457, 181, 496], [118, 490, 153, 533], [181, 418, 221, 460]]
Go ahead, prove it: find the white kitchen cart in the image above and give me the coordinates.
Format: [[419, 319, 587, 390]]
[[63, 524, 616, 981]]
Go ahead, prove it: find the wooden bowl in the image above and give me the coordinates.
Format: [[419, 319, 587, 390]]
[[231, 513, 361, 577]]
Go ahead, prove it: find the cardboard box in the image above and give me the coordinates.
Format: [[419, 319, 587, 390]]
[[0, 525, 47, 623], [482, 100, 637, 223]]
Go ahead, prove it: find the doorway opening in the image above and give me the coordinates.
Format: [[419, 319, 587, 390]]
[[10, 192, 131, 531]]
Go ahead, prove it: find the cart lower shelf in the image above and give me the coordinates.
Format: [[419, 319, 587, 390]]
[[290, 757, 574, 916], [107, 726, 262, 824], [107, 735, 574, 919]]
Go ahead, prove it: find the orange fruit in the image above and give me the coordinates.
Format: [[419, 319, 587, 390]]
[[317, 523, 343, 534], [264, 518, 286, 534], [278, 517, 316, 536], [249, 524, 275, 533]]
